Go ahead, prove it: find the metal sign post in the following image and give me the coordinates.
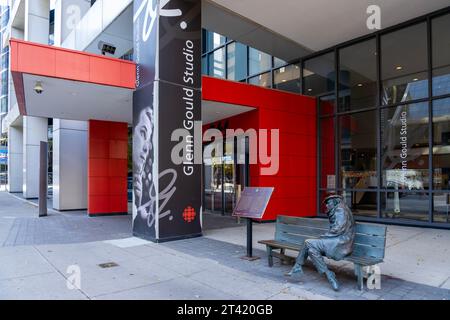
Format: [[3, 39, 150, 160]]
[[39, 141, 48, 217], [233, 187, 274, 261]]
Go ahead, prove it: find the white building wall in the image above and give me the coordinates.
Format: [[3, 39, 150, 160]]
[[22, 0, 49, 199], [22, 116, 47, 198], [52, 119, 87, 210], [7, 125, 22, 192], [52, 1, 90, 210]]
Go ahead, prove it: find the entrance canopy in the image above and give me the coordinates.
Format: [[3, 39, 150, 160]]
[[10, 39, 135, 124]]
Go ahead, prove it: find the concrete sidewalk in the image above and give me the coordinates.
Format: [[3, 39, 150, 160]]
[[0, 192, 449, 300]]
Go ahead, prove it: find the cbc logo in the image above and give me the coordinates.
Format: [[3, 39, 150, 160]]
[[183, 206, 196, 223]]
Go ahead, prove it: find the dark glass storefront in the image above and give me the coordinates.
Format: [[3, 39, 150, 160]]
[[316, 9, 450, 228], [202, 7, 450, 228]]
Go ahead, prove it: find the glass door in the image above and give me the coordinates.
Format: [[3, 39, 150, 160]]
[[203, 137, 248, 215]]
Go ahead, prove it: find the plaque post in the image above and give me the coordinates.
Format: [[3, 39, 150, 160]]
[[39, 141, 48, 218]]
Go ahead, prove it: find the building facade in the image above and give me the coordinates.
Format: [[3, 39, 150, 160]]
[[0, 0, 449, 242]]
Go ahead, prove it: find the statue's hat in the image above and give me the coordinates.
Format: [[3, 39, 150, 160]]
[[322, 194, 343, 205]]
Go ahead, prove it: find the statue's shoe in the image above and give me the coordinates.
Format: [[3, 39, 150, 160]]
[[285, 264, 304, 277], [326, 271, 340, 291]]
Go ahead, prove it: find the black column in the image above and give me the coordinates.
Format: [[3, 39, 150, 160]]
[[133, 0, 202, 242]]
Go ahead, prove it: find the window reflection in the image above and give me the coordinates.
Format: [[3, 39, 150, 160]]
[[320, 113, 335, 189], [381, 102, 430, 190], [339, 39, 377, 111], [339, 110, 377, 189], [273, 64, 300, 93], [433, 192, 450, 223], [342, 191, 378, 218], [304, 52, 335, 97], [203, 31, 226, 53], [432, 13, 450, 97], [249, 48, 272, 76], [433, 98, 450, 190], [208, 48, 225, 79], [227, 42, 248, 81], [381, 23, 428, 105], [249, 72, 271, 88], [382, 192, 429, 221]]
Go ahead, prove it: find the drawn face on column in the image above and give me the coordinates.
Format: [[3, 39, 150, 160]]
[[133, 107, 154, 208]]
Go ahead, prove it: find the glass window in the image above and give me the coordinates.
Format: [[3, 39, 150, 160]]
[[339, 39, 377, 111], [227, 42, 247, 81], [248, 72, 271, 88], [1, 71, 7, 96], [208, 48, 225, 79], [202, 56, 207, 75], [274, 57, 287, 68], [432, 13, 450, 97], [320, 115, 336, 189], [433, 192, 450, 223], [342, 191, 378, 218], [433, 98, 450, 190], [339, 110, 378, 189], [381, 23, 428, 105], [381, 102, 430, 190], [304, 52, 335, 97], [381, 192, 429, 222], [0, 96, 7, 113], [249, 48, 272, 76], [273, 64, 300, 93], [1, 52, 8, 70], [203, 31, 226, 53]]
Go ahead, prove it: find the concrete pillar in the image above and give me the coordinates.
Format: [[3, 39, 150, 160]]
[[23, 117, 48, 199], [52, 120, 88, 210], [24, 0, 51, 44], [7, 125, 23, 193], [22, 0, 50, 199]]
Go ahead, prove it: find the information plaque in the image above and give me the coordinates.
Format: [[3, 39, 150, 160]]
[[233, 187, 274, 220]]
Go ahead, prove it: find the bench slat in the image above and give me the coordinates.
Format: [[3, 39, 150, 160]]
[[354, 234, 386, 248], [355, 224, 386, 237], [276, 224, 327, 240], [352, 243, 385, 259], [278, 216, 329, 229], [258, 240, 302, 251], [276, 233, 309, 247], [345, 255, 383, 266]]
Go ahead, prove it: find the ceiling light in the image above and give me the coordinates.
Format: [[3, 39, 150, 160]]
[[396, 66, 403, 71], [282, 80, 287, 83], [413, 78, 419, 82], [308, 88, 313, 92], [357, 83, 363, 87]]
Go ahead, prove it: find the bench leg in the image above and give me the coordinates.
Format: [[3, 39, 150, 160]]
[[266, 246, 274, 267], [354, 263, 364, 291]]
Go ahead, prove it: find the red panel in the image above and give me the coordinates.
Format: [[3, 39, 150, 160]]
[[55, 51, 90, 82], [9, 39, 136, 115], [109, 140, 128, 159], [108, 159, 128, 177], [90, 56, 122, 87], [17, 42, 55, 77], [89, 139, 109, 159], [120, 63, 137, 89], [203, 76, 318, 221], [89, 177, 109, 196], [89, 158, 109, 177], [88, 120, 128, 216]]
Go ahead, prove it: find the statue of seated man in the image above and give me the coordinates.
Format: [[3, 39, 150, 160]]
[[287, 195, 355, 291]]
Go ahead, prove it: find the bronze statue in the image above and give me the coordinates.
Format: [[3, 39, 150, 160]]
[[287, 195, 355, 291]]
